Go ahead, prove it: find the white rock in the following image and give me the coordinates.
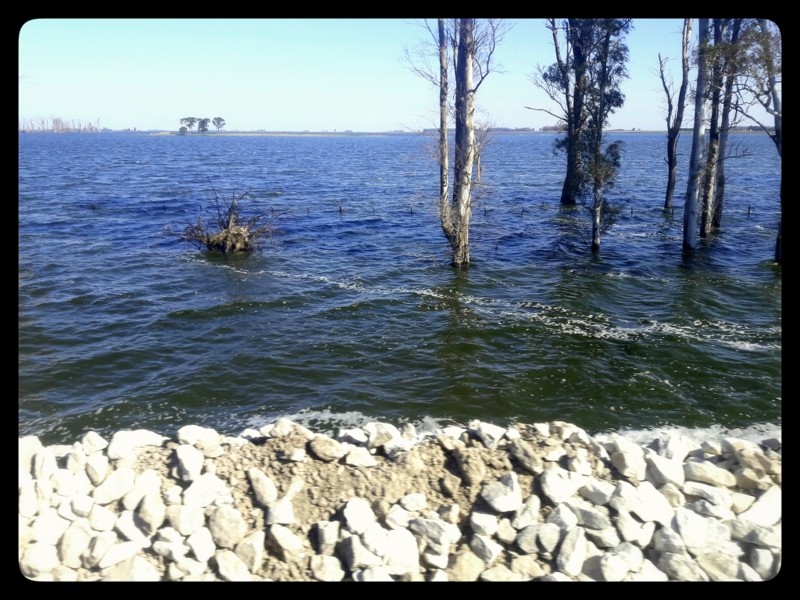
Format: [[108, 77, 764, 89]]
[[470, 508, 499, 537], [30, 508, 70, 545], [361, 522, 389, 557], [19, 436, 44, 475], [207, 505, 248, 549], [470, 533, 503, 565], [182, 473, 233, 508], [684, 460, 737, 488], [540, 466, 585, 505], [105, 430, 167, 460], [470, 420, 506, 450], [85, 453, 110, 486], [178, 425, 221, 447], [354, 565, 395, 581], [20, 542, 60, 578], [738, 486, 781, 526], [343, 497, 377, 534], [114, 510, 150, 544], [247, 467, 278, 507], [383, 528, 421, 575], [310, 554, 345, 581], [97, 540, 147, 569], [268, 524, 306, 561], [175, 445, 205, 482], [214, 549, 252, 581], [81, 431, 109, 455], [344, 446, 378, 467], [187, 527, 216, 563], [480, 472, 522, 513], [88, 503, 118, 532], [632, 480, 675, 526], [93, 467, 135, 505], [235, 531, 265, 573], [556, 526, 587, 577]]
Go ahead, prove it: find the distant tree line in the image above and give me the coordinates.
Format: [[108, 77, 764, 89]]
[[540, 122, 567, 132], [179, 117, 226, 134], [19, 117, 103, 133]]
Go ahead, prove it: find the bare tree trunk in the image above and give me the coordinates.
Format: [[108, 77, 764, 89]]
[[700, 19, 729, 238], [683, 19, 709, 254], [591, 187, 602, 252], [437, 19, 453, 246], [590, 26, 613, 253], [712, 20, 743, 229], [661, 19, 692, 211], [756, 19, 782, 264], [561, 19, 589, 206], [699, 115, 720, 238], [561, 134, 582, 205], [451, 18, 476, 268]]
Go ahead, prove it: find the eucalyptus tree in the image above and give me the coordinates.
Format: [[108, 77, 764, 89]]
[[212, 117, 226, 132], [197, 118, 211, 133], [683, 19, 780, 260], [736, 19, 781, 264], [583, 18, 632, 252], [406, 18, 506, 268], [657, 19, 693, 212], [683, 19, 710, 254], [699, 18, 744, 238], [530, 19, 631, 207]]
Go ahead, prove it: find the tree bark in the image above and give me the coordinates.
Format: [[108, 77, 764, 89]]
[[662, 19, 692, 211], [590, 26, 613, 253], [560, 19, 590, 206], [450, 18, 476, 268], [437, 19, 453, 246], [700, 19, 727, 238], [683, 19, 709, 254], [757, 19, 782, 264], [712, 19, 742, 229]]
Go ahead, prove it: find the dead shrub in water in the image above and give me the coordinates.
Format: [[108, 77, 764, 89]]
[[176, 187, 279, 253]]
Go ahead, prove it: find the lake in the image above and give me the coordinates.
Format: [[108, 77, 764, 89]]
[[18, 130, 782, 446]]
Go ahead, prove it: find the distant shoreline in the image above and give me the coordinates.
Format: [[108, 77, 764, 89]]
[[20, 129, 771, 137], [146, 129, 770, 137]]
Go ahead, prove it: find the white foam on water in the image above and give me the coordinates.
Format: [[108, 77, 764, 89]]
[[598, 422, 782, 447], [244, 408, 781, 448], [258, 271, 781, 355]]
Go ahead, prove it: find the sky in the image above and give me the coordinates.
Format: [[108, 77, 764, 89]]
[[16, 18, 760, 133]]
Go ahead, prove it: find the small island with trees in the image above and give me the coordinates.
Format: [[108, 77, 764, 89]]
[[178, 116, 226, 134]]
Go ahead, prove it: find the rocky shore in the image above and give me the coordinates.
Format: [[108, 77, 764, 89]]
[[18, 418, 781, 582]]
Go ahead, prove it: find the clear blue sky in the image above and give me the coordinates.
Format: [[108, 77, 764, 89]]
[[18, 18, 715, 132]]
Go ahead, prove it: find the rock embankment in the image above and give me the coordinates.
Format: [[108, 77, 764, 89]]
[[18, 419, 781, 581]]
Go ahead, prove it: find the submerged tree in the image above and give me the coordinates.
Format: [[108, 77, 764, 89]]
[[682, 19, 775, 256], [530, 19, 631, 207], [406, 18, 506, 268], [584, 19, 631, 252], [699, 18, 745, 238], [445, 18, 478, 268], [657, 19, 693, 211], [736, 18, 782, 264], [683, 19, 710, 254], [176, 186, 279, 253]]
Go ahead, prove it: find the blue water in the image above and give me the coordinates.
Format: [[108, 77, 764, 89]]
[[18, 131, 781, 446]]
